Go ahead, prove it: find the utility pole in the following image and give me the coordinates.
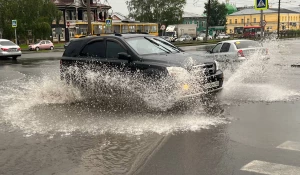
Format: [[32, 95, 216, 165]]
[[260, 10, 264, 38], [87, 0, 92, 35], [205, 0, 210, 42], [277, 0, 281, 38]]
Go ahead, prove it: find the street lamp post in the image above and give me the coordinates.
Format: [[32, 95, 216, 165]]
[[277, 0, 281, 38], [205, 0, 211, 42], [87, 0, 92, 35]]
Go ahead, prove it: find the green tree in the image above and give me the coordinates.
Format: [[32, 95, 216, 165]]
[[0, 0, 59, 41], [204, 0, 227, 26], [126, 0, 186, 26]]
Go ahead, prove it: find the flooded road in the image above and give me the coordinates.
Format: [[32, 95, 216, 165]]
[[0, 39, 300, 175]]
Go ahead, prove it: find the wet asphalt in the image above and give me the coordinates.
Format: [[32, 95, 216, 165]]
[[0, 39, 300, 175]]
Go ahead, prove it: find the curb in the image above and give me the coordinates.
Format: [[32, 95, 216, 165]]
[[22, 49, 64, 54]]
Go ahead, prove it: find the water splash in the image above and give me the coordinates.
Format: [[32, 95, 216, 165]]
[[0, 68, 226, 137], [220, 36, 300, 103]]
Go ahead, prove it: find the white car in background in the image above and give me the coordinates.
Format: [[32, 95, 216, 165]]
[[0, 39, 21, 60], [196, 33, 213, 41], [176, 35, 193, 42], [205, 39, 269, 62], [216, 34, 230, 40]]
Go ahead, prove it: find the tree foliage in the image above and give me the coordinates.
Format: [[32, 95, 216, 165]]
[[0, 0, 60, 41], [126, 0, 186, 26], [204, 0, 227, 27]]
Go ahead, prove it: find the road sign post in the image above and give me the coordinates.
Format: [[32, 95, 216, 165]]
[[255, 0, 268, 38], [12, 20, 17, 44], [105, 19, 112, 27]]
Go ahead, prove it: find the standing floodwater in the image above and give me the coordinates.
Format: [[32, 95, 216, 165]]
[[0, 38, 300, 174]]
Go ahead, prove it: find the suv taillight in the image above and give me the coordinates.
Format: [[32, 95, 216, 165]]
[[237, 50, 244, 57]]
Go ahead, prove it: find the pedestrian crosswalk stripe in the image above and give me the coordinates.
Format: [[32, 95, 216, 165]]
[[241, 160, 300, 175], [277, 141, 300, 152]]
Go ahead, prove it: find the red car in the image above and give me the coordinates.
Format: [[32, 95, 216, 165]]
[[28, 40, 54, 51]]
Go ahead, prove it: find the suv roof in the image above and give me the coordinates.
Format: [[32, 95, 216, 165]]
[[64, 33, 152, 57]]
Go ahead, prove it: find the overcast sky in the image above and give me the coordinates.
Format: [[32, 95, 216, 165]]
[[107, 0, 298, 16]]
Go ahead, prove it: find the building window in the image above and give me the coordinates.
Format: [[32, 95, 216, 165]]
[[229, 19, 232, 24], [253, 18, 256, 23], [202, 21, 205, 27], [247, 18, 250, 24], [285, 16, 287, 21], [196, 21, 199, 27], [241, 19, 244, 24], [235, 19, 237, 24]]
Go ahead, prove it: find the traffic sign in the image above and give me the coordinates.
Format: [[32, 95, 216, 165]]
[[12, 20, 17, 28], [105, 19, 112, 26], [160, 25, 166, 30], [255, 0, 268, 10], [66, 22, 70, 28], [260, 20, 267, 26]]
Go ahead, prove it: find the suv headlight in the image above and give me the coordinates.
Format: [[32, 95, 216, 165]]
[[166, 67, 191, 81], [214, 61, 220, 70]]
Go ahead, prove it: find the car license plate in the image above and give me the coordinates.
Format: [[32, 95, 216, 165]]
[[204, 81, 219, 89], [9, 49, 17, 52]]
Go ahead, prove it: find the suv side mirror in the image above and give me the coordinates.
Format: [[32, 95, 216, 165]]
[[118, 52, 131, 60]]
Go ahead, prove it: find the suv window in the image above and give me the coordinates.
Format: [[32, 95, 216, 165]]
[[106, 41, 127, 58], [220, 43, 231, 52], [80, 41, 105, 58], [212, 43, 222, 53]]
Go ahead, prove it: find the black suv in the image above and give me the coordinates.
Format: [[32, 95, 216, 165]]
[[61, 33, 224, 101]]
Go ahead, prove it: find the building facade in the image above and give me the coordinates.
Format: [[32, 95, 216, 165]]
[[182, 12, 207, 35], [226, 8, 300, 34], [52, 0, 111, 42]]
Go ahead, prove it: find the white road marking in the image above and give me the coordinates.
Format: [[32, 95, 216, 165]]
[[277, 141, 300, 152], [241, 160, 300, 175]]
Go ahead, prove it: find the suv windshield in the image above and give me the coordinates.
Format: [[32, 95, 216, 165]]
[[235, 40, 262, 49], [126, 36, 180, 55]]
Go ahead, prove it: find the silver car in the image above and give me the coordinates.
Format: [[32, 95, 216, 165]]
[[205, 40, 269, 62], [0, 39, 22, 60]]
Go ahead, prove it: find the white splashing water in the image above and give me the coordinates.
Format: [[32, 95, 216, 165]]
[[0, 69, 226, 137], [220, 36, 300, 102]]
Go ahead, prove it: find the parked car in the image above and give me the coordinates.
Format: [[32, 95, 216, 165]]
[[196, 34, 213, 41], [28, 40, 54, 51], [176, 35, 193, 42], [61, 33, 224, 103], [216, 34, 230, 40], [0, 39, 21, 60], [205, 40, 269, 62]]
